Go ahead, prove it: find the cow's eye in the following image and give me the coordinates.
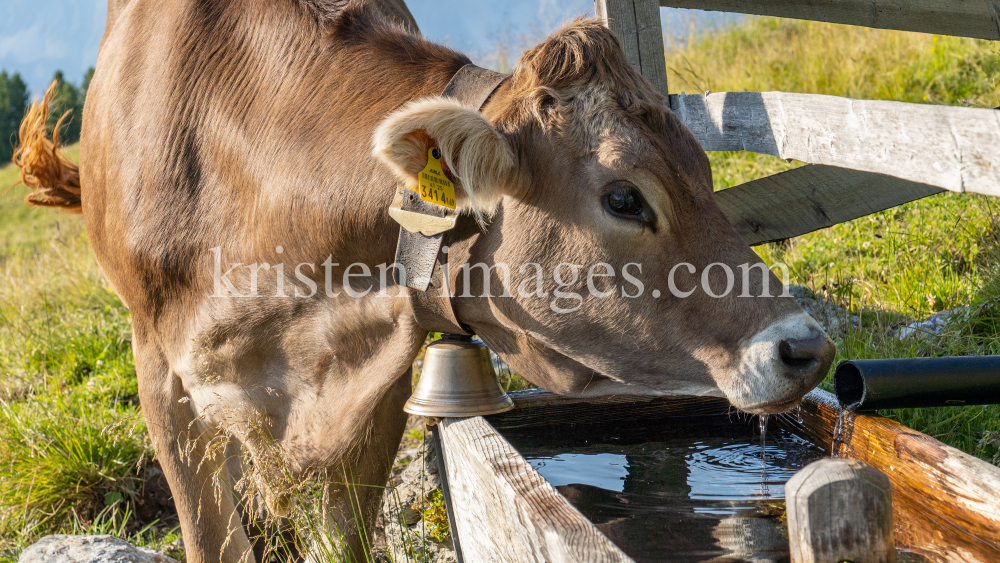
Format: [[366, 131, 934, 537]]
[[604, 183, 644, 219]]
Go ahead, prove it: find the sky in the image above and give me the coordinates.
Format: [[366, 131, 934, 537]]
[[0, 0, 741, 97]]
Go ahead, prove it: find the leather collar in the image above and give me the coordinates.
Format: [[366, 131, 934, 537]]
[[397, 64, 508, 335]]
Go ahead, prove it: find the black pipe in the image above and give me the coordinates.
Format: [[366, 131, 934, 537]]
[[834, 356, 1000, 411]]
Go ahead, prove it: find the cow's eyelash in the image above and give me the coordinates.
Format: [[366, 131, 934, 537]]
[[602, 182, 657, 232]]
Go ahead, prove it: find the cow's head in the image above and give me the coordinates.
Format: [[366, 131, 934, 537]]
[[373, 20, 834, 414]]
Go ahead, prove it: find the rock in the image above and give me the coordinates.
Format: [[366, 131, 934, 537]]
[[893, 306, 967, 340], [18, 535, 178, 563], [788, 284, 860, 339], [380, 440, 457, 563], [402, 505, 422, 526]]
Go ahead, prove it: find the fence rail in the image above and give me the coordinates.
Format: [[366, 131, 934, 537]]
[[659, 0, 1000, 40], [670, 92, 1000, 196], [715, 165, 943, 246]]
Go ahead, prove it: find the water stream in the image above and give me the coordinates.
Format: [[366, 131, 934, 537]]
[[759, 414, 770, 500], [831, 408, 855, 458]]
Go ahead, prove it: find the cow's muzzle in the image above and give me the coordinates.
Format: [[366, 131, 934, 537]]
[[724, 312, 836, 414]]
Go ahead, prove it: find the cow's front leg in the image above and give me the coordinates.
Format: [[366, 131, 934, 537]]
[[135, 343, 255, 563], [316, 371, 411, 562]]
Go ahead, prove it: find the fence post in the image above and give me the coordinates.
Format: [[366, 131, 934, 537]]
[[595, 0, 669, 96], [786, 458, 895, 563]]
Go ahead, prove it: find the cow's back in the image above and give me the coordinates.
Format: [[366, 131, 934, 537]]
[[81, 0, 465, 337]]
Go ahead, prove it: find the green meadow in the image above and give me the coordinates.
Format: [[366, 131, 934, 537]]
[[0, 145, 181, 560]]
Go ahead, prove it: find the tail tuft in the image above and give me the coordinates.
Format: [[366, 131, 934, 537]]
[[13, 81, 82, 213]]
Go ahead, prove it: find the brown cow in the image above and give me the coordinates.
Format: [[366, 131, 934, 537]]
[[15, 0, 833, 561]]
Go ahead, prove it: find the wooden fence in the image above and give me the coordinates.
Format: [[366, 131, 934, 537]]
[[597, 0, 1000, 244], [659, 1, 1000, 40]]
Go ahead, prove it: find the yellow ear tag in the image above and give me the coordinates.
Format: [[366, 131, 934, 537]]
[[411, 147, 456, 210]]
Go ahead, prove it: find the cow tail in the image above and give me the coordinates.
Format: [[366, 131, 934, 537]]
[[13, 80, 82, 213]]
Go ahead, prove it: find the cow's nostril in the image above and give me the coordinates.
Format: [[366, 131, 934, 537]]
[[779, 335, 828, 373]]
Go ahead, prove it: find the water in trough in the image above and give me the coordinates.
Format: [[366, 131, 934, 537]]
[[500, 414, 928, 563]]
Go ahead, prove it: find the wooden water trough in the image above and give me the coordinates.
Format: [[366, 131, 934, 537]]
[[431, 388, 1000, 562]]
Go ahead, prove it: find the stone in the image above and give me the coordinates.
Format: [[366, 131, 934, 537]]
[[402, 506, 422, 526], [18, 535, 179, 563], [380, 440, 457, 563], [788, 284, 860, 339], [893, 306, 967, 340]]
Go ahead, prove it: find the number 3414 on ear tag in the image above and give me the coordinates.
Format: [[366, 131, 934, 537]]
[[412, 147, 456, 210]]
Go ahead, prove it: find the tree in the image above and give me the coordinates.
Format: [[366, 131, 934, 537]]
[[0, 68, 93, 164], [47, 70, 84, 146], [0, 71, 29, 164], [82, 67, 95, 100]]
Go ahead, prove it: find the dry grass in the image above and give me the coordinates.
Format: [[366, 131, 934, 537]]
[[666, 18, 999, 106]]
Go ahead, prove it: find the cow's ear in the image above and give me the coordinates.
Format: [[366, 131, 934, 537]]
[[373, 97, 516, 215]]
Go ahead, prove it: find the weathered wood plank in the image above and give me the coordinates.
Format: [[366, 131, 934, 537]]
[[437, 416, 634, 562], [658, 0, 1000, 40], [596, 0, 670, 96], [714, 164, 944, 246], [786, 459, 895, 563], [487, 388, 731, 429], [596, 0, 640, 71], [633, 0, 669, 97], [670, 92, 1000, 196], [776, 389, 1000, 563]]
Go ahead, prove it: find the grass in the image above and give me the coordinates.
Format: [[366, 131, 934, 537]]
[[418, 490, 449, 543], [0, 143, 82, 252], [0, 144, 180, 559], [0, 396, 149, 536], [668, 17, 1000, 462], [666, 17, 999, 107], [0, 13, 999, 562]]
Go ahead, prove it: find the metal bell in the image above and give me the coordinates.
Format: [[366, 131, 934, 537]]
[[404, 334, 515, 417]]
